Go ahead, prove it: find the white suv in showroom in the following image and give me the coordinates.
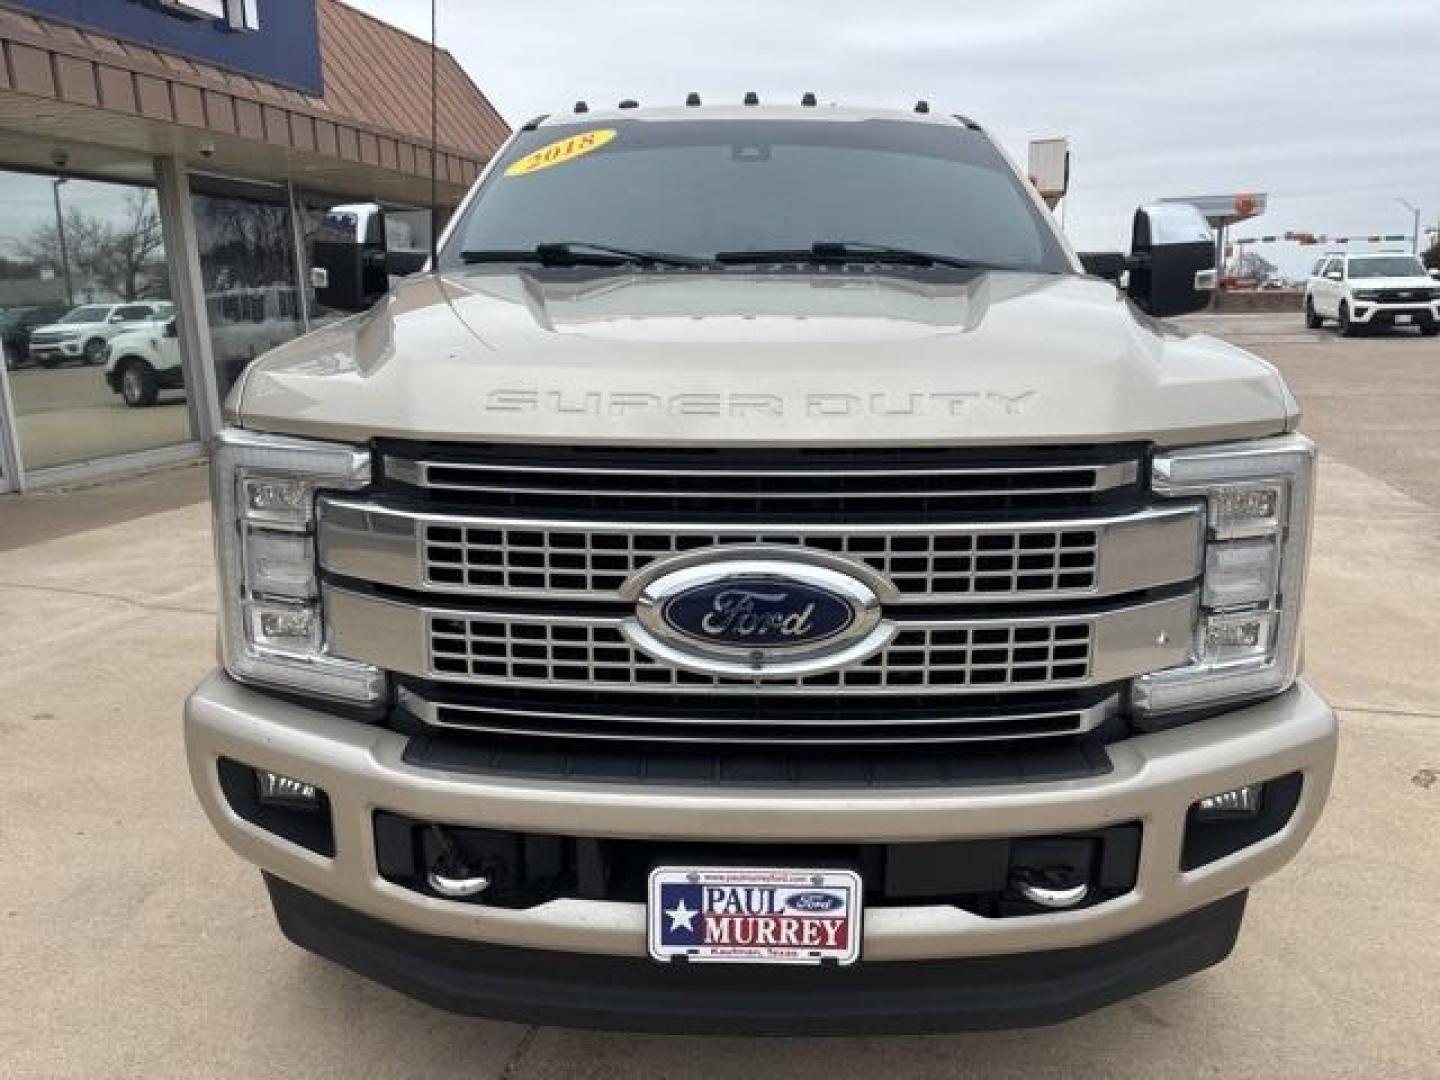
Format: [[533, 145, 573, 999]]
[[27, 301, 172, 366], [1304, 252, 1440, 336]]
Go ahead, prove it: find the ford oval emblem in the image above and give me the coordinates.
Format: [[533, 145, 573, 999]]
[[661, 576, 855, 649], [787, 890, 845, 913], [624, 554, 896, 680]]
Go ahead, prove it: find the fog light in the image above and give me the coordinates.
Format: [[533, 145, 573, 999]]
[[255, 768, 321, 810], [1195, 783, 1263, 821]]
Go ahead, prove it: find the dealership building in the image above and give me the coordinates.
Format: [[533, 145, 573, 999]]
[[0, 0, 508, 492]]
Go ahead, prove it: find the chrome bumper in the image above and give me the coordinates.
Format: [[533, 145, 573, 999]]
[[184, 671, 1337, 961]]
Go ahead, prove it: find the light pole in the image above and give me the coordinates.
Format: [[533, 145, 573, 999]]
[[1396, 198, 1420, 255], [52, 177, 74, 306]]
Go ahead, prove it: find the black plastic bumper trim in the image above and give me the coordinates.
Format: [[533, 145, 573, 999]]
[[265, 874, 1246, 1034]]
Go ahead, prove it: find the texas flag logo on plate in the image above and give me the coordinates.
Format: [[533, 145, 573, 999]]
[[647, 867, 863, 966]]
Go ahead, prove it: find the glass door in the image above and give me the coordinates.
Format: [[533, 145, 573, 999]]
[[189, 176, 305, 403]]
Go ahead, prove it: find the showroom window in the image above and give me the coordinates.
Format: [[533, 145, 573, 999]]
[[0, 167, 187, 474]]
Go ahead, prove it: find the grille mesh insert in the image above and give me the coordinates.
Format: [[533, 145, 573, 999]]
[[428, 615, 1093, 694], [423, 524, 1100, 600]]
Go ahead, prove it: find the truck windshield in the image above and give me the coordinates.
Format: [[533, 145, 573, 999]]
[[440, 117, 1069, 274], [1347, 256, 1426, 278]]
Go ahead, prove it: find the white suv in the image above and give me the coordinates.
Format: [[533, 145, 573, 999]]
[[103, 315, 183, 407], [1304, 252, 1440, 336], [27, 301, 172, 366]]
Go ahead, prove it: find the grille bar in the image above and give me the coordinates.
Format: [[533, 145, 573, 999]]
[[322, 584, 1197, 698], [398, 685, 1115, 746], [318, 500, 1203, 605], [380, 446, 1143, 519]]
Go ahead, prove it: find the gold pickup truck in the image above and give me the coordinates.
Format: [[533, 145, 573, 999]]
[[184, 101, 1336, 1034]]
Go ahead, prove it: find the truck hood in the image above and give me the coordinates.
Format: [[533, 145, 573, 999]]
[[233, 269, 1297, 448]]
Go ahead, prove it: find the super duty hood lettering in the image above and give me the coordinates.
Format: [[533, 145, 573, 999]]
[[483, 389, 1038, 419]]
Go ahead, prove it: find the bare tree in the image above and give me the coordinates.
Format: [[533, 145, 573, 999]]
[[99, 191, 166, 301], [10, 191, 166, 300]]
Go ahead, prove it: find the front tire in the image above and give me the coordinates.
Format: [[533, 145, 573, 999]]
[[1339, 302, 1359, 337], [1421, 319, 1440, 338], [1305, 297, 1323, 329], [83, 337, 107, 365], [118, 359, 159, 407]]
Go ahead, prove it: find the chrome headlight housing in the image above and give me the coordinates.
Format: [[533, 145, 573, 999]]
[[1133, 434, 1315, 716], [211, 428, 385, 704]]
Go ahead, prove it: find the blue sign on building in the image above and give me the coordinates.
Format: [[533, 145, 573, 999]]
[[8, 0, 323, 95]]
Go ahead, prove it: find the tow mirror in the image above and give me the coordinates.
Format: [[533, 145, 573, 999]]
[[163, 318, 178, 339], [1126, 203, 1216, 317], [310, 202, 390, 313]]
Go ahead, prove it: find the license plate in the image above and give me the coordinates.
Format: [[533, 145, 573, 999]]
[[1395, 314, 1413, 325], [648, 867, 862, 966]]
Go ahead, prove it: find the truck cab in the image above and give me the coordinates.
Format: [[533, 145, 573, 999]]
[[184, 101, 1336, 1034]]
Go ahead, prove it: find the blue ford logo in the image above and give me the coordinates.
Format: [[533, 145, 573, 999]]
[[626, 555, 895, 679], [661, 576, 855, 648], [787, 891, 844, 913]]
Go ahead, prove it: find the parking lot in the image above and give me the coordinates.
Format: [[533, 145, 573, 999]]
[[1, 312, 1437, 1078], [4, 363, 190, 472]]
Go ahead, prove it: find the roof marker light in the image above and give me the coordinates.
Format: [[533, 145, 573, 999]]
[[573, 100, 589, 113], [915, 100, 931, 114], [801, 92, 817, 107], [618, 99, 639, 109], [685, 92, 701, 106], [743, 91, 759, 106]]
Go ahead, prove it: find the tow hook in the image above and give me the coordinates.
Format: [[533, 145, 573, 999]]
[[427, 866, 492, 899], [424, 825, 491, 899], [1011, 867, 1090, 910]]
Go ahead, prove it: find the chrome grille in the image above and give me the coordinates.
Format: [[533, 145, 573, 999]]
[[318, 443, 1201, 748], [428, 612, 1092, 693], [423, 522, 1099, 598]]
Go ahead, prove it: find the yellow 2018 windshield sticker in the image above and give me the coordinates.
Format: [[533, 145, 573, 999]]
[[504, 129, 617, 177]]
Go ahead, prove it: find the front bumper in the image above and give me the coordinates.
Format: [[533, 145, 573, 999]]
[[185, 672, 1337, 966], [266, 873, 1249, 1033], [29, 340, 82, 359], [1349, 300, 1439, 324]]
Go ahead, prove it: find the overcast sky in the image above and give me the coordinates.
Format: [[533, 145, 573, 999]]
[[351, 0, 1440, 278]]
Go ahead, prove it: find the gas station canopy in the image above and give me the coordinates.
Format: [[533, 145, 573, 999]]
[[1161, 193, 1269, 229]]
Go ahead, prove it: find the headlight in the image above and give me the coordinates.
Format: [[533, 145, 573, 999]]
[[1133, 434, 1315, 717], [211, 428, 385, 704]]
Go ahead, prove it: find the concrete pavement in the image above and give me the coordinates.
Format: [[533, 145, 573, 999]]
[[1, 314, 1437, 1078]]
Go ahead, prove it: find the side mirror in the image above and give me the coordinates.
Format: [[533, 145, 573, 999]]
[[310, 202, 388, 313], [1126, 203, 1216, 318], [163, 319, 178, 339], [109, 313, 125, 323], [1429, 268, 1439, 280], [1326, 270, 1343, 281]]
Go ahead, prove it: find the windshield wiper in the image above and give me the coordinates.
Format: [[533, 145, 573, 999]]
[[713, 241, 1025, 272], [461, 241, 711, 268]]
